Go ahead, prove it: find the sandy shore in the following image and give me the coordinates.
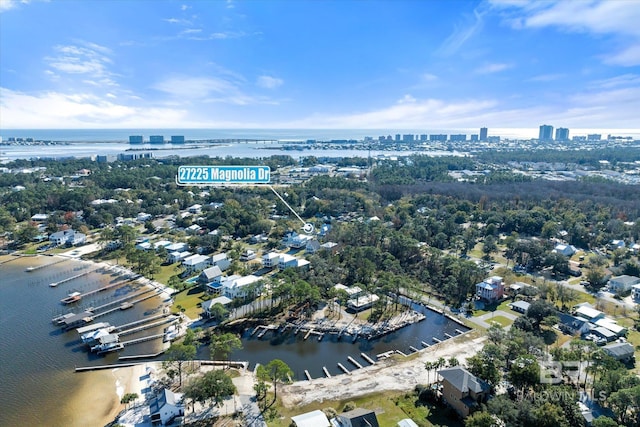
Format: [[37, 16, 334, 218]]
[[63, 363, 148, 427], [279, 332, 487, 408]]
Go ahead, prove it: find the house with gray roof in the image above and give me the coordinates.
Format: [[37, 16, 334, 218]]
[[603, 342, 635, 362], [438, 366, 490, 418], [333, 408, 379, 427], [149, 388, 184, 425]]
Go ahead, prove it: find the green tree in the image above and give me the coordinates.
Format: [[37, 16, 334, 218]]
[[508, 355, 540, 392], [164, 342, 197, 387], [209, 332, 242, 361], [256, 359, 293, 405], [184, 369, 236, 408], [592, 416, 621, 427], [465, 411, 499, 427]]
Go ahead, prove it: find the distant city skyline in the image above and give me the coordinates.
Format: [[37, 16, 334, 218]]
[[1, 1, 639, 130]]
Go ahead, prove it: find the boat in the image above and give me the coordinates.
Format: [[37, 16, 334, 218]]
[[52, 312, 74, 325], [81, 327, 116, 345], [25, 266, 35, 272], [76, 322, 111, 335], [120, 302, 134, 310], [49, 282, 59, 287], [163, 325, 178, 342], [93, 342, 124, 354], [61, 291, 82, 304]]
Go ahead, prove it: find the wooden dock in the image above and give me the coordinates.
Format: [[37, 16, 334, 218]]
[[120, 333, 165, 347], [361, 353, 375, 365], [118, 316, 177, 336], [27, 257, 69, 272], [114, 313, 168, 331], [49, 268, 96, 287], [347, 356, 363, 369], [337, 363, 351, 375]]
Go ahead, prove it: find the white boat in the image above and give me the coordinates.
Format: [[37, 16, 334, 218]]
[[76, 322, 111, 335], [81, 327, 116, 345]]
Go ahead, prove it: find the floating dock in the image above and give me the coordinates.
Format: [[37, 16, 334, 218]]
[[347, 356, 363, 369], [304, 370, 312, 381], [337, 363, 351, 375], [360, 353, 375, 365], [322, 367, 331, 378]]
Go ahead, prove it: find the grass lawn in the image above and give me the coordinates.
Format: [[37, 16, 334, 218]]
[[153, 262, 183, 285], [267, 390, 461, 427], [171, 286, 207, 320], [487, 315, 513, 327], [472, 299, 513, 316]]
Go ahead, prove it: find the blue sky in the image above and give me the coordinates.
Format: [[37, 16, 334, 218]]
[[1, 0, 639, 135]]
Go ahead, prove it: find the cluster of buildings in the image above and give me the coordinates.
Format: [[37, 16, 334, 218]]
[[128, 135, 185, 144], [538, 124, 606, 142], [374, 127, 497, 143]]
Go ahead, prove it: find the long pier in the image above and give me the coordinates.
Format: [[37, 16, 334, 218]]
[[120, 333, 165, 347], [28, 257, 69, 272], [118, 316, 177, 336], [1, 255, 23, 266], [50, 268, 96, 288], [114, 313, 169, 332], [90, 288, 159, 319], [63, 277, 132, 302]]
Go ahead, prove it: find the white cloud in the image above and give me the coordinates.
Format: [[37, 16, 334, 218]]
[[45, 42, 116, 86], [0, 0, 33, 13], [476, 63, 513, 74], [0, 88, 191, 128], [226, 0, 234, 9], [527, 73, 564, 82], [603, 44, 640, 67], [437, 6, 486, 56], [421, 73, 438, 82], [256, 75, 283, 89], [490, 0, 640, 66], [181, 4, 190, 11]]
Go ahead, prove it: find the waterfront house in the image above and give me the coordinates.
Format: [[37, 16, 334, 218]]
[[437, 366, 490, 418], [347, 293, 380, 312], [211, 253, 231, 271], [603, 342, 635, 362], [198, 266, 223, 286], [201, 296, 232, 318], [475, 276, 504, 303], [334, 408, 379, 427], [149, 388, 184, 425], [49, 229, 86, 246], [182, 254, 210, 273], [291, 409, 331, 427], [608, 275, 640, 294], [221, 275, 262, 299]]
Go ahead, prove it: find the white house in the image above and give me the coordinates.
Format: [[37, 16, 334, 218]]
[[49, 229, 86, 246], [182, 254, 211, 273], [168, 251, 191, 264], [136, 242, 152, 251], [165, 242, 188, 253], [187, 204, 202, 214], [240, 249, 256, 261], [201, 296, 233, 318], [283, 232, 313, 249], [153, 240, 171, 250], [632, 284, 640, 301], [222, 275, 262, 299], [149, 388, 184, 425], [291, 409, 330, 427], [136, 212, 152, 222], [610, 240, 625, 249], [553, 244, 577, 257], [278, 253, 310, 269], [211, 253, 231, 271], [574, 305, 605, 322], [347, 293, 380, 312], [608, 275, 640, 294], [186, 224, 202, 234], [30, 213, 49, 222], [262, 252, 281, 268]]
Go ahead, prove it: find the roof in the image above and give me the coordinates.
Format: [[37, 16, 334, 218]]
[[510, 300, 531, 312], [291, 410, 330, 427], [211, 253, 228, 262], [340, 408, 379, 427], [575, 306, 603, 320], [603, 342, 635, 358], [200, 266, 222, 281], [557, 313, 589, 331], [438, 366, 490, 394], [183, 254, 209, 265], [397, 419, 419, 427], [594, 318, 627, 334], [202, 296, 233, 310], [150, 388, 183, 415], [610, 275, 640, 285], [592, 327, 617, 339]]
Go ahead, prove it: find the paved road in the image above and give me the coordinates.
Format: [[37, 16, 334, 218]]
[[233, 371, 268, 427]]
